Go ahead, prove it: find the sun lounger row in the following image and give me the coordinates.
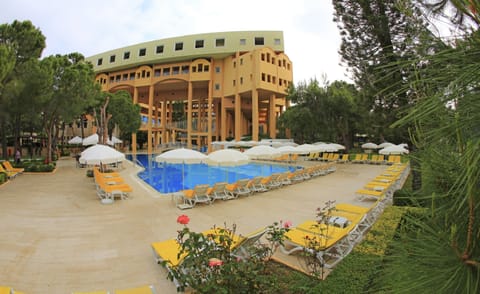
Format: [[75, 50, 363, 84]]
[[0, 161, 24, 179], [93, 167, 132, 202], [173, 163, 337, 209], [280, 201, 382, 269], [151, 226, 266, 289], [355, 163, 410, 204], [279, 163, 410, 270], [72, 284, 157, 294]]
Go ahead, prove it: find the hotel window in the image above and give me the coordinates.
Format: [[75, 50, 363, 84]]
[[215, 83, 220, 90], [156, 45, 164, 54], [198, 64, 203, 72], [215, 66, 220, 73], [267, 75, 271, 83], [261, 73, 266, 81], [129, 73, 135, 80], [240, 38, 246, 45], [175, 42, 183, 51], [240, 77, 243, 84], [182, 65, 189, 74], [195, 40, 204, 48], [274, 38, 281, 45], [261, 53, 265, 61], [154, 69, 161, 77], [240, 58, 243, 65], [233, 80, 236, 86], [109, 55, 116, 63], [254, 37, 264, 45], [271, 57, 275, 65], [163, 68, 170, 76], [122, 74, 128, 80], [233, 61, 236, 68], [172, 66, 180, 75], [215, 38, 225, 47], [139, 48, 146, 56], [272, 77, 276, 84], [124, 51, 130, 60], [97, 58, 103, 66], [204, 65, 209, 72]]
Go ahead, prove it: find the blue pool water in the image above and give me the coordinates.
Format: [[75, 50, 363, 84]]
[[128, 154, 298, 193]]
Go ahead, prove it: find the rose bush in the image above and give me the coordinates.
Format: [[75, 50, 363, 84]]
[[164, 216, 289, 293]]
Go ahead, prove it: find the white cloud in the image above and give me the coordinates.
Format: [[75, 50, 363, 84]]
[[1, 0, 351, 83]]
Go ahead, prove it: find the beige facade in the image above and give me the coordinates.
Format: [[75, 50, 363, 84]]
[[86, 31, 293, 153]]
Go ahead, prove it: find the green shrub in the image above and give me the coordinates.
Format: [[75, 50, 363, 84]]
[[0, 172, 6, 184]]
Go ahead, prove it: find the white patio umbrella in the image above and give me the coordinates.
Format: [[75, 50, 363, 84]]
[[68, 136, 83, 144], [379, 145, 409, 155], [82, 133, 99, 146], [361, 142, 379, 149], [378, 142, 394, 149], [276, 145, 301, 154], [296, 144, 318, 154], [79, 144, 125, 165], [315, 143, 338, 153], [155, 148, 207, 164], [244, 145, 280, 160], [107, 136, 123, 146], [328, 143, 346, 150], [206, 149, 249, 166], [155, 148, 208, 190]]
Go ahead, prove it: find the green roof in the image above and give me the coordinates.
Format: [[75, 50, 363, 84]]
[[86, 31, 285, 73]]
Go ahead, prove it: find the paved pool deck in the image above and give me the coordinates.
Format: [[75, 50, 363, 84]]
[[0, 157, 387, 293]]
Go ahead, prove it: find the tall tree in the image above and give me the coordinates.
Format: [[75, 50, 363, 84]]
[[278, 78, 361, 147], [89, 90, 141, 145], [332, 0, 433, 143], [0, 20, 46, 159], [39, 53, 97, 163]]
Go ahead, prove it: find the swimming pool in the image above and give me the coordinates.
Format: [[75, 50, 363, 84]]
[[129, 154, 298, 193]]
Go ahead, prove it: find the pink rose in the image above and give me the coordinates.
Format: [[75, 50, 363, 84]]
[[177, 214, 190, 225], [209, 258, 223, 267], [283, 220, 292, 229]]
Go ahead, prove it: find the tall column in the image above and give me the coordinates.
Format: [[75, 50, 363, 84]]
[[131, 87, 138, 154], [147, 85, 154, 154], [221, 97, 227, 140], [269, 94, 276, 139], [161, 99, 167, 144], [207, 80, 213, 152], [252, 90, 259, 141], [234, 94, 241, 141], [187, 81, 193, 148]]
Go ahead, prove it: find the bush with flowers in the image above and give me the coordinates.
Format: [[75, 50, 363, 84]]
[[163, 214, 291, 293]]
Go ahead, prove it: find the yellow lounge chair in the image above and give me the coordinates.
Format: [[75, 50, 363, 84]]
[[338, 154, 349, 163], [152, 227, 266, 288], [0, 164, 19, 179], [0, 286, 13, 294], [280, 217, 359, 269], [72, 290, 110, 294], [2, 161, 24, 173], [114, 285, 156, 294], [207, 182, 229, 202], [225, 178, 252, 198]]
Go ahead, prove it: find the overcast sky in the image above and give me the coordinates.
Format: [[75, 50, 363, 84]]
[[2, 0, 351, 84]]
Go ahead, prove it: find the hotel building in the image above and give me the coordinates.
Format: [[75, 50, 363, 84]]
[[86, 31, 293, 153]]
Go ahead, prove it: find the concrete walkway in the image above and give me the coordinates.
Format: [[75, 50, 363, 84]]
[[0, 157, 386, 293]]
